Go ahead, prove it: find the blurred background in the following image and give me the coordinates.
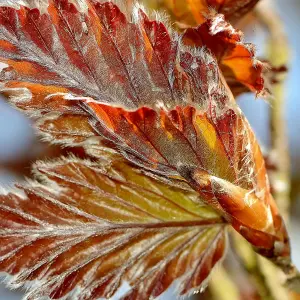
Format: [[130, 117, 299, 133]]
[[0, 0, 299, 299]]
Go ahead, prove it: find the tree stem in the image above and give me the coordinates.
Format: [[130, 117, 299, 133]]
[[255, 1, 300, 294]]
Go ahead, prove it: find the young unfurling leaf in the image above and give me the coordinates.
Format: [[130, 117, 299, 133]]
[[144, 0, 267, 96], [182, 14, 267, 96], [0, 155, 226, 299], [86, 103, 289, 260], [0, 0, 293, 298]]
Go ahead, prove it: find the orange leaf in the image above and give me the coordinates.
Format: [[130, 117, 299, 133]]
[[87, 103, 289, 260], [148, 0, 260, 26], [1, 81, 98, 146], [145, 1, 266, 96], [182, 15, 267, 96], [0, 155, 226, 299]]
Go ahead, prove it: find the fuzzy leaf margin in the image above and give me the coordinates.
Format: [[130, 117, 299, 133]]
[[0, 0, 292, 290], [144, 0, 268, 97], [0, 155, 226, 300], [182, 14, 268, 97]]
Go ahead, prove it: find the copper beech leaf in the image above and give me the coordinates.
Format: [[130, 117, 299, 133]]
[[182, 14, 267, 97], [0, 0, 293, 296], [145, 1, 267, 96], [0, 155, 226, 299]]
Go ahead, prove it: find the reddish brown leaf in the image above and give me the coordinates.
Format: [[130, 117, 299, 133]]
[[143, 1, 267, 96], [182, 14, 267, 96], [0, 0, 223, 110], [1, 82, 96, 144], [0, 155, 226, 299], [86, 103, 289, 260]]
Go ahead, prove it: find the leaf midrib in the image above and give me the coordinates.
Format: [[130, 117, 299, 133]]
[[0, 218, 225, 236]]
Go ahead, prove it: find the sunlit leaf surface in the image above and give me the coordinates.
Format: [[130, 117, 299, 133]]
[[144, 0, 266, 96], [0, 0, 292, 298], [0, 155, 226, 299], [147, 0, 260, 25], [182, 14, 267, 96]]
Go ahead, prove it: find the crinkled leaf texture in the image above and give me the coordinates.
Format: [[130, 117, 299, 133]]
[[145, 0, 266, 96], [182, 14, 267, 97], [0, 154, 226, 299], [0, 0, 292, 298]]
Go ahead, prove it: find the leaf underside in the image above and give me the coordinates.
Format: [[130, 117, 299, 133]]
[[0, 154, 226, 299]]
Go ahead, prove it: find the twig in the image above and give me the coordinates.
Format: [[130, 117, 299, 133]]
[[232, 232, 280, 300], [258, 1, 291, 221], [255, 0, 300, 294]]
